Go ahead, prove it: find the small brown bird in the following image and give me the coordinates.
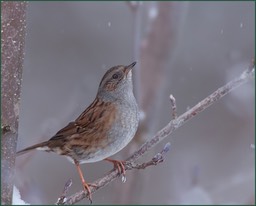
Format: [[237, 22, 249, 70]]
[[16, 62, 139, 203]]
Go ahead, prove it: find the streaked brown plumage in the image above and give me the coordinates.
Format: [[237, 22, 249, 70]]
[[16, 62, 139, 203]]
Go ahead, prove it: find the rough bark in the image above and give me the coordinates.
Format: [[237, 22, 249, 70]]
[[1, 2, 27, 205]]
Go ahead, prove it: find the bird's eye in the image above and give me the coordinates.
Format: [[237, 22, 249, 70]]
[[112, 73, 119, 79]]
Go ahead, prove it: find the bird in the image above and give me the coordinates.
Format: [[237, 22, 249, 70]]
[[16, 62, 139, 203]]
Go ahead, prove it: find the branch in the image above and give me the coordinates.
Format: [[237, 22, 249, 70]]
[[63, 65, 254, 204], [64, 142, 171, 204], [127, 65, 254, 163]]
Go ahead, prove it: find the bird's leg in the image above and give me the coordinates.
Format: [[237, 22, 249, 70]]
[[74, 160, 93, 203], [104, 158, 126, 182]]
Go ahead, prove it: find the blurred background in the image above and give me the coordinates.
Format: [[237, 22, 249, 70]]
[[15, 2, 254, 204]]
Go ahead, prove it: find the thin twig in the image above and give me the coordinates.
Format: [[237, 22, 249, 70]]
[[169, 94, 177, 119], [62, 65, 254, 204], [56, 179, 72, 205], [126, 142, 171, 170]]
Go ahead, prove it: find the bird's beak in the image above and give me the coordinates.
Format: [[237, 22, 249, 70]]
[[124, 62, 136, 75]]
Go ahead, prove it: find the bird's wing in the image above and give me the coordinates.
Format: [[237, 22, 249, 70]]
[[49, 98, 117, 141]]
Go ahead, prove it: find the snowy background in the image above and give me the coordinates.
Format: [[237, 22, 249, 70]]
[[15, 2, 254, 204]]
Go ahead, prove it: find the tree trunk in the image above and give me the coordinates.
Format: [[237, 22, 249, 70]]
[[1, 2, 28, 204]]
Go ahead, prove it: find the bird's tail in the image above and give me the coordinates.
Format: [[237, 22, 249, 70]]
[[16, 141, 50, 156]]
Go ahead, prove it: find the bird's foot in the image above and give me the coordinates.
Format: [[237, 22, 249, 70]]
[[105, 158, 126, 183]]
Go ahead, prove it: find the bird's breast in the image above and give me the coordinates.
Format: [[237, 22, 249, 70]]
[[107, 100, 139, 146]]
